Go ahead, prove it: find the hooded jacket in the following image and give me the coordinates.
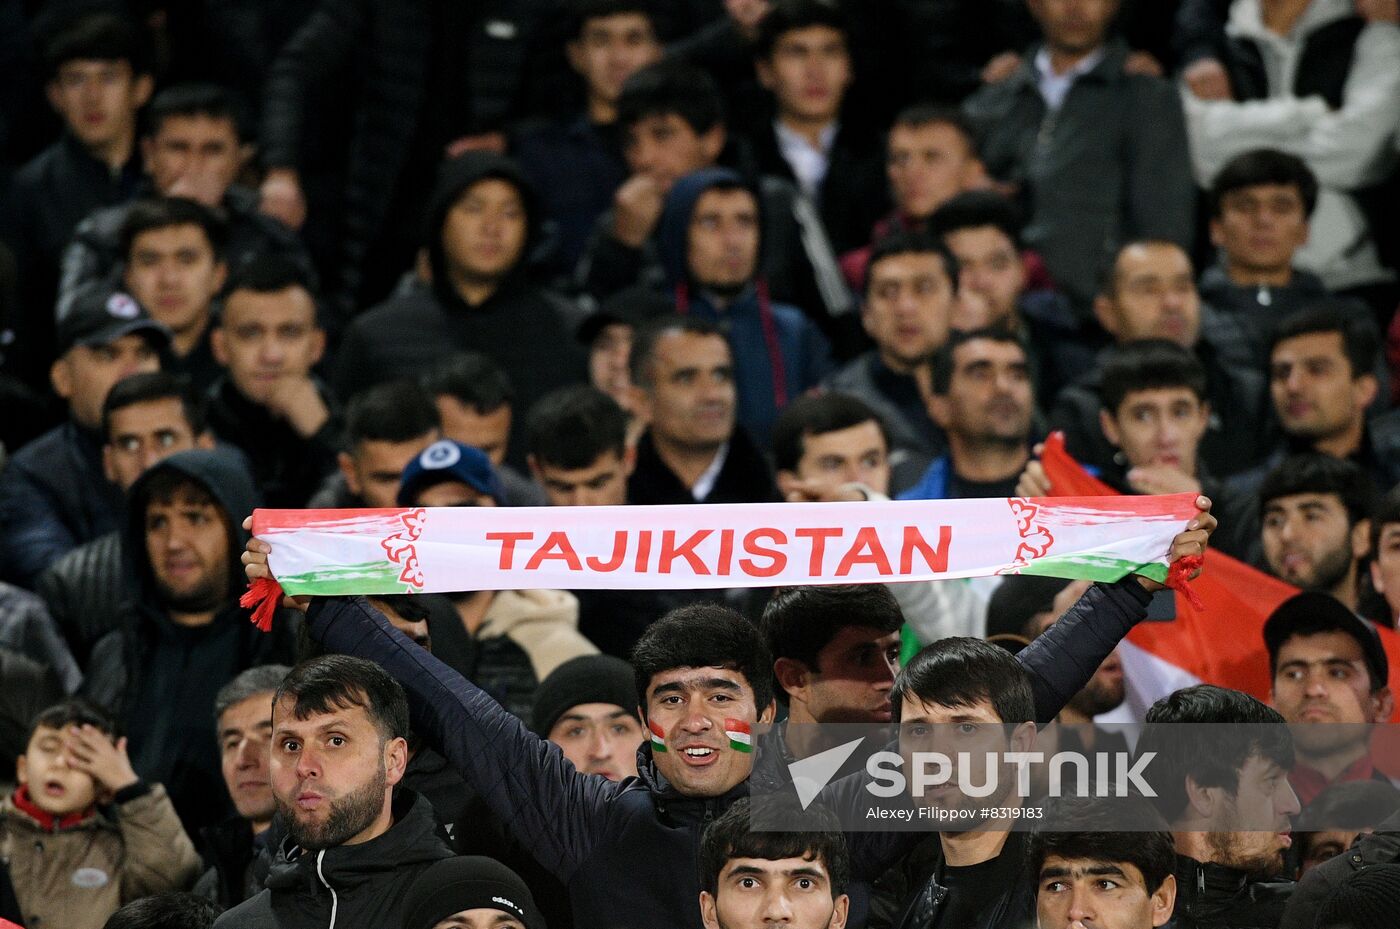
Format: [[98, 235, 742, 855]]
[[80, 449, 301, 837], [299, 578, 1152, 929], [652, 168, 832, 448], [333, 152, 587, 466], [0, 782, 201, 929], [213, 789, 453, 929]]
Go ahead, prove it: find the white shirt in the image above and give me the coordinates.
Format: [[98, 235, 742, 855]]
[[691, 443, 730, 502], [774, 120, 838, 198], [1034, 46, 1106, 111]]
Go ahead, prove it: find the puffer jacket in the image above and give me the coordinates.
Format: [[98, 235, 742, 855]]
[[0, 783, 201, 929]]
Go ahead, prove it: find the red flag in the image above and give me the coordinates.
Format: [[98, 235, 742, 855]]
[[1038, 433, 1400, 740]]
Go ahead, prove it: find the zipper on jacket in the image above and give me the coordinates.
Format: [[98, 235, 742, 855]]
[[316, 849, 339, 929]]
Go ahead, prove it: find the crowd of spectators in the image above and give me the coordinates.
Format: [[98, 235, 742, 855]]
[[2, 0, 1400, 927]]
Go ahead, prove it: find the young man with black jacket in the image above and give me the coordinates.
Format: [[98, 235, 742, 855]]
[[81, 448, 300, 838], [213, 655, 454, 929], [240, 498, 1214, 929], [333, 151, 588, 426], [1134, 686, 1299, 928]]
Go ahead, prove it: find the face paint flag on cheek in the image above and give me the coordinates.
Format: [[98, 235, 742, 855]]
[[725, 718, 752, 753], [649, 720, 668, 753]]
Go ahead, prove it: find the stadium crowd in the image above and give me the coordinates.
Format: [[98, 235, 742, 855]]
[[2, 0, 1400, 926]]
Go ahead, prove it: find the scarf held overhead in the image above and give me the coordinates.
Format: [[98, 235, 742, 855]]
[[243, 496, 1202, 629]]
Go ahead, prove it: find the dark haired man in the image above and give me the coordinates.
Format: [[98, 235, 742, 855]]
[[120, 197, 228, 393], [773, 392, 897, 499], [749, 0, 886, 254], [964, 0, 1195, 314], [1198, 150, 1332, 330], [313, 380, 442, 509], [38, 370, 212, 666], [1051, 240, 1271, 479], [525, 384, 692, 656], [651, 168, 832, 446], [900, 328, 1035, 502], [334, 151, 588, 421], [839, 106, 986, 291], [104, 893, 223, 929], [195, 664, 290, 908], [1180, 0, 1400, 307], [244, 492, 1213, 928], [0, 282, 166, 586], [927, 190, 1090, 401], [1135, 685, 1299, 925], [208, 256, 337, 508], [1266, 308, 1400, 490], [213, 655, 453, 929], [1368, 486, 1400, 626], [60, 82, 309, 317], [882, 637, 1041, 929], [1264, 592, 1396, 808], [1258, 455, 1376, 609], [769, 394, 984, 644], [699, 797, 851, 929], [1022, 340, 1221, 502], [82, 449, 300, 836], [1, 12, 151, 377], [1029, 796, 1178, 929], [626, 316, 778, 505], [511, 0, 662, 273], [824, 232, 956, 465], [762, 585, 902, 763], [576, 62, 848, 333], [422, 351, 545, 499]]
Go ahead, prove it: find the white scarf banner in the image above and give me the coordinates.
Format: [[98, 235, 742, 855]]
[[246, 495, 1200, 625]]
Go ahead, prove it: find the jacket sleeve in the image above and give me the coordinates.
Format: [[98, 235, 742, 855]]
[[574, 209, 651, 301], [1016, 579, 1151, 723], [115, 783, 203, 898], [54, 216, 107, 321], [1124, 78, 1196, 249], [260, 0, 368, 170], [1179, 23, 1400, 191], [0, 458, 77, 588], [306, 595, 617, 881], [1173, 0, 1232, 68]]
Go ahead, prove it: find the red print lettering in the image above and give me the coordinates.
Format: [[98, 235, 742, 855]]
[[524, 531, 583, 571], [900, 525, 951, 574], [740, 529, 788, 577], [795, 527, 843, 574], [659, 529, 712, 575], [486, 532, 534, 570], [835, 527, 892, 576], [585, 530, 628, 573]]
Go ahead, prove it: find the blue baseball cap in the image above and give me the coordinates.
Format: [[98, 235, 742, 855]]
[[396, 439, 504, 507]]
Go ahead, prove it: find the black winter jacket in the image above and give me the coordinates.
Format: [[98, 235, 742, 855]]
[[80, 449, 301, 837], [260, 0, 552, 311], [213, 790, 453, 929], [1280, 811, 1400, 929], [57, 184, 310, 320], [1168, 855, 1293, 929], [36, 530, 125, 668], [303, 577, 1152, 929], [0, 421, 122, 588]]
